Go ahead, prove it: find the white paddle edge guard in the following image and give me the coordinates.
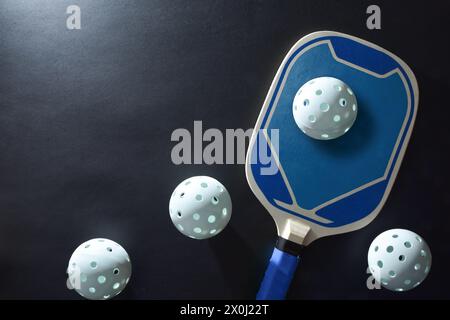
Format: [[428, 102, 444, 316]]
[[245, 31, 419, 246]]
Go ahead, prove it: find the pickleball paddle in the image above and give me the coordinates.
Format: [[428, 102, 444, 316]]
[[245, 31, 419, 300]]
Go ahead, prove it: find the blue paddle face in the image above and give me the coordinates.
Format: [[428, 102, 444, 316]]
[[246, 32, 418, 243]]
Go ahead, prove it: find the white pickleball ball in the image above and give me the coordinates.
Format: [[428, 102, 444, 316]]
[[169, 176, 232, 239], [293, 77, 358, 140], [67, 238, 132, 300], [368, 229, 432, 292]]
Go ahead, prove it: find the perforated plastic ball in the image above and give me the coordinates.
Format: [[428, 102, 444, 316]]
[[67, 238, 132, 300], [292, 77, 358, 140], [169, 176, 232, 239], [368, 229, 431, 292]]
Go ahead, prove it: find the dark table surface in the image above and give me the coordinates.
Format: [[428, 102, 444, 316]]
[[0, 0, 449, 299]]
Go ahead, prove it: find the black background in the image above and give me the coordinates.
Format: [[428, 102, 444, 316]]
[[0, 0, 449, 299]]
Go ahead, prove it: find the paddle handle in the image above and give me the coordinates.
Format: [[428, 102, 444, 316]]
[[256, 247, 300, 300]]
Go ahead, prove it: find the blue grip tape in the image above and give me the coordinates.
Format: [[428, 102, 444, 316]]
[[256, 247, 299, 300]]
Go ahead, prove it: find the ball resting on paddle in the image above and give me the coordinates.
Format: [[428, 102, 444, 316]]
[[293, 77, 358, 140]]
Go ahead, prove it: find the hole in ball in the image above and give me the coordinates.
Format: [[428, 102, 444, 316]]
[[194, 227, 202, 234], [320, 103, 330, 112]]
